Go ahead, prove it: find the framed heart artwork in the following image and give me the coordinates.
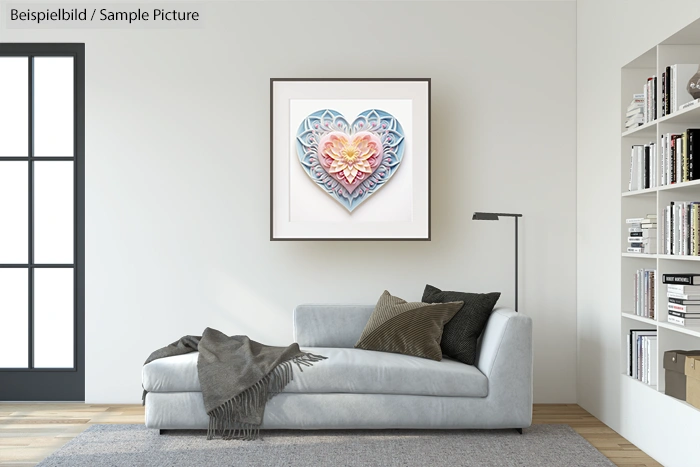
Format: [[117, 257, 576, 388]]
[[270, 78, 430, 240]]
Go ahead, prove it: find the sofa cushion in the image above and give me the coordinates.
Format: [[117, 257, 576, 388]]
[[355, 290, 462, 361], [142, 347, 488, 398], [422, 284, 501, 365]]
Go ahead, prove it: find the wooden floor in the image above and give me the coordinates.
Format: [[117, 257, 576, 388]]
[[0, 403, 661, 467]]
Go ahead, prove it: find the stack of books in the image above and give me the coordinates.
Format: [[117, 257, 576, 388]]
[[661, 202, 700, 255], [660, 64, 700, 116], [629, 143, 657, 190], [626, 94, 645, 128], [627, 329, 657, 385], [634, 269, 656, 319], [664, 274, 700, 327], [627, 215, 657, 254], [660, 129, 700, 185]]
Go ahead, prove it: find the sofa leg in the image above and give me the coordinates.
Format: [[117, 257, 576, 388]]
[[515, 428, 523, 434], [159, 429, 165, 435]]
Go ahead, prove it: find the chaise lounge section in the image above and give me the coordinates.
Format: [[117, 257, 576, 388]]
[[143, 305, 533, 430]]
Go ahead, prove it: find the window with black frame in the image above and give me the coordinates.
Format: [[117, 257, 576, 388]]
[[0, 44, 85, 401]]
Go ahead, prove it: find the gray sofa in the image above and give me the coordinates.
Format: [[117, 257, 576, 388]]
[[143, 305, 533, 430]]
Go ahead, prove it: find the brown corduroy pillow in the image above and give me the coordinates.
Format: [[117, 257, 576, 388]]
[[354, 290, 463, 361]]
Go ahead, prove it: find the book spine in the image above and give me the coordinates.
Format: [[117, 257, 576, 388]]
[[668, 297, 700, 305], [644, 145, 650, 189], [662, 72, 666, 117], [629, 146, 634, 191], [672, 64, 677, 112], [649, 270, 656, 319], [653, 76, 657, 121], [670, 201, 675, 254], [666, 66, 671, 115], [671, 135, 676, 183], [663, 274, 700, 284], [668, 310, 700, 318], [696, 202, 700, 256], [676, 135, 682, 184], [661, 135, 666, 186], [693, 204, 697, 256], [668, 303, 700, 312], [684, 132, 689, 182], [668, 315, 685, 325], [690, 129, 698, 181]]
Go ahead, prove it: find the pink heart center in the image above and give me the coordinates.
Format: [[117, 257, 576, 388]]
[[317, 131, 383, 193]]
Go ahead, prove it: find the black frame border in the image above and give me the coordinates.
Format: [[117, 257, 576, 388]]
[[269, 78, 431, 241], [0, 43, 85, 401]]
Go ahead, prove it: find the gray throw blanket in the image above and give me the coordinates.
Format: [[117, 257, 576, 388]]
[[143, 327, 326, 440]]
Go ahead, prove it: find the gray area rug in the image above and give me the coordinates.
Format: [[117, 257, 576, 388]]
[[37, 424, 615, 466]]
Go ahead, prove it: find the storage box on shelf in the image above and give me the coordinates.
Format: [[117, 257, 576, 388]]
[[663, 350, 700, 400], [686, 355, 700, 409], [621, 42, 700, 416]]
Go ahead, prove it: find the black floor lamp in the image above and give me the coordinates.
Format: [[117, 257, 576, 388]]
[[472, 212, 523, 311]]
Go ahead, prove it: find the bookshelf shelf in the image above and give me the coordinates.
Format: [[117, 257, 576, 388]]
[[656, 100, 700, 125], [622, 120, 656, 138], [657, 320, 700, 338], [656, 178, 700, 192], [656, 254, 700, 261], [621, 252, 657, 258], [622, 187, 657, 197], [622, 312, 657, 325]]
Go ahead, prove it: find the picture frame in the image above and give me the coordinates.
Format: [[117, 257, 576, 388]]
[[270, 78, 431, 241]]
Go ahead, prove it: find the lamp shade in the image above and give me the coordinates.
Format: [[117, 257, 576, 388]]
[[472, 212, 500, 221]]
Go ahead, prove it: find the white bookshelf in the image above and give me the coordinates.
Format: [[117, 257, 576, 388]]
[[621, 34, 700, 411]]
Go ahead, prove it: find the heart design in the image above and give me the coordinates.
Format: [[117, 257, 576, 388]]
[[296, 109, 405, 212]]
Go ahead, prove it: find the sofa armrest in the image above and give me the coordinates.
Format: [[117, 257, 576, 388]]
[[476, 308, 533, 425]]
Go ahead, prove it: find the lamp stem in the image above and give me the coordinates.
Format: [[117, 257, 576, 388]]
[[515, 216, 518, 312]]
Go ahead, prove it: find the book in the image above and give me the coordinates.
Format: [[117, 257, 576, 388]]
[[662, 201, 700, 255], [689, 129, 700, 180], [666, 67, 672, 115], [668, 310, 700, 317], [680, 98, 700, 111], [667, 292, 700, 300], [667, 284, 700, 293], [663, 273, 700, 285], [634, 269, 656, 318], [626, 217, 647, 224], [668, 297, 700, 305], [628, 330, 657, 378], [668, 314, 700, 326], [668, 303, 700, 313], [628, 236, 655, 242], [672, 65, 700, 112]]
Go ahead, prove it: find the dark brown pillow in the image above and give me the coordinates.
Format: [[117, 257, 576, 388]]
[[354, 290, 462, 361], [422, 284, 501, 365]]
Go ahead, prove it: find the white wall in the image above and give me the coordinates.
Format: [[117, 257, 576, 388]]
[[1, 1, 577, 404], [577, 1, 700, 466]]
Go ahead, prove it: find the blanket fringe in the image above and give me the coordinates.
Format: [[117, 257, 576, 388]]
[[206, 352, 327, 441]]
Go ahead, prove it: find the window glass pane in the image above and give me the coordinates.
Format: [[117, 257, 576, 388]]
[[0, 57, 28, 158], [0, 269, 29, 368], [34, 268, 73, 368], [0, 162, 28, 263], [34, 161, 73, 263], [34, 57, 73, 158]]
